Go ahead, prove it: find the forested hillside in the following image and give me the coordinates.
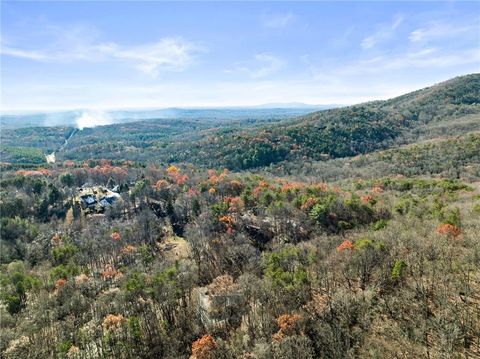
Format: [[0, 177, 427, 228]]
[[179, 74, 479, 169], [1, 74, 478, 169], [1, 75, 480, 358], [263, 132, 480, 182]]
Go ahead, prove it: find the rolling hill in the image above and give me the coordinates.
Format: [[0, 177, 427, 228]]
[[1, 74, 479, 170]]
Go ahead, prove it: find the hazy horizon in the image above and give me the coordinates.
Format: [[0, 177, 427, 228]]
[[1, 102, 335, 115]]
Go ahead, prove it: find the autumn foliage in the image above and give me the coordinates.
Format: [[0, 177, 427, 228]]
[[175, 174, 189, 185], [88, 164, 128, 181], [156, 179, 169, 190], [219, 215, 235, 233], [74, 274, 89, 285], [190, 335, 217, 359], [206, 274, 238, 295], [101, 265, 123, 280], [187, 188, 199, 196], [281, 182, 303, 192], [51, 234, 61, 245], [337, 240, 355, 251], [16, 168, 53, 177], [121, 245, 136, 254], [301, 197, 318, 210], [54, 278, 67, 290], [252, 186, 263, 196], [167, 165, 179, 174], [360, 194, 374, 204], [436, 223, 462, 238], [225, 196, 242, 211], [102, 314, 126, 331], [258, 180, 269, 188], [110, 232, 121, 241], [272, 314, 303, 341]]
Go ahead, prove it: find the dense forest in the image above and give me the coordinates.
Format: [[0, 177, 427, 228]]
[[1, 74, 479, 358]]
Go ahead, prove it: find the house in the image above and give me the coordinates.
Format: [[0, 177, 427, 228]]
[[80, 194, 97, 209], [77, 187, 122, 213], [99, 192, 121, 207]]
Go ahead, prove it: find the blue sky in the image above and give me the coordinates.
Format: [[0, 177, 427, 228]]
[[1, 1, 479, 111]]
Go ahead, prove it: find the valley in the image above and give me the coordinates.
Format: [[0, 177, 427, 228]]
[[1, 74, 479, 358]]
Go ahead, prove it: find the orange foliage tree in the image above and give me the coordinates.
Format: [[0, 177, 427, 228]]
[[272, 314, 303, 341], [337, 240, 354, 251], [190, 335, 216, 359], [102, 314, 126, 331], [121, 245, 136, 254], [258, 180, 269, 188], [101, 265, 123, 280], [436, 223, 462, 238], [224, 196, 242, 212], [55, 278, 67, 290], [219, 215, 235, 233], [156, 179, 169, 190], [301, 197, 318, 210], [360, 195, 374, 204]]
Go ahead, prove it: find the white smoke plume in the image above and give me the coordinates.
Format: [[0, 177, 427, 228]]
[[76, 111, 113, 130]]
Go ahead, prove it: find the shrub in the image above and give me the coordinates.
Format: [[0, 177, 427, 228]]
[[354, 238, 385, 251], [473, 203, 480, 214], [52, 243, 78, 265], [265, 248, 309, 290], [441, 207, 461, 227], [372, 219, 388, 231], [391, 260, 407, 281], [50, 263, 80, 281]]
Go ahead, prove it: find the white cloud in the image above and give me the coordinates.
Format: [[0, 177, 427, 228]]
[[385, 48, 480, 69], [409, 22, 477, 43], [107, 38, 201, 76], [306, 47, 479, 87], [361, 14, 404, 49], [354, 47, 480, 73], [1, 34, 203, 77], [229, 53, 285, 79], [250, 53, 285, 78], [262, 12, 295, 29], [0, 47, 51, 61]]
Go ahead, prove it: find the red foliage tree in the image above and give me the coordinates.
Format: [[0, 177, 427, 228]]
[[110, 232, 121, 241]]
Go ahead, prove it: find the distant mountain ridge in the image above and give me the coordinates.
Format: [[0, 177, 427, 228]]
[[0, 104, 337, 129], [164, 73, 480, 169], [1, 74, 478, 169]]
